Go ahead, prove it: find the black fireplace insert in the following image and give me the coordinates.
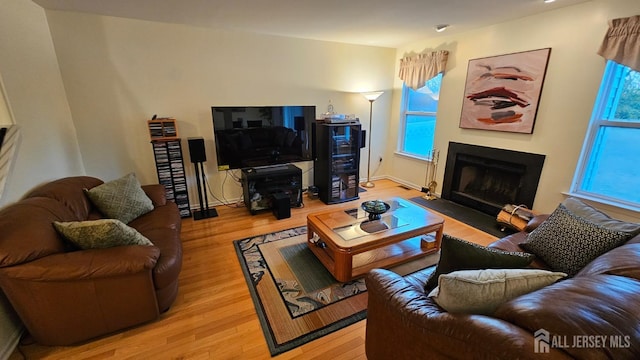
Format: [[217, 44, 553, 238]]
[[441, 142, 545, 216]]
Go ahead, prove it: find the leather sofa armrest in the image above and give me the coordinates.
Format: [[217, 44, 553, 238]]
[[0, 245, 160, 281], [0, 246, 161, 345], [365, 269, 571, 360], [525, 214, 550, 232], [142, 184, 167, 207]]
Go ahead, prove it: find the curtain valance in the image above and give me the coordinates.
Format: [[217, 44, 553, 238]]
[[597, 15, 640, 72], [398, 50, 449, 90]]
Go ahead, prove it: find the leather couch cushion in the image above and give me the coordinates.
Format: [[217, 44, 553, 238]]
[[128, 204, 182, 290], [489, 232, 528, 252], [425, 234, 535, 291], [403, 266, 435, 290], [627, 234, 640, 245], [429, 269, 566, 315], [0, 198, 75, 267], [576, 242, 640, 280], [139, 226, 182, 290], [84, 173, 154, 224], [141, 184, 168, 207], [489, 232, 550, 269], [23, 176, 103, 220], [522, 204, 633, 276], [53, 219, 153, 249], [494, 275, 640, 359]]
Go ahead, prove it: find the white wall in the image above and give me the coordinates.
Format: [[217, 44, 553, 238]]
[[0, 0, 85, 208], [44, 10, 396, 204], [0, 0, 85, 356], [389, 0, 640, 219]]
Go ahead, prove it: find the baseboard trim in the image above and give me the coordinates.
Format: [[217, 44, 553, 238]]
[[383, 175, 442, 197]]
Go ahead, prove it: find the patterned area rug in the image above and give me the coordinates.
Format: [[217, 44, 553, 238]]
[[234, 226, 438, 356]]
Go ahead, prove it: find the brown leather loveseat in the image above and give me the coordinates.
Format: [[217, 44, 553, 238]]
[[0, 176, 182, 345], [366, 207, 640, 359]]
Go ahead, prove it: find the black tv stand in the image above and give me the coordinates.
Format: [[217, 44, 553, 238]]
[[241, 164, 302, 215], [247, 164, 291, 174]]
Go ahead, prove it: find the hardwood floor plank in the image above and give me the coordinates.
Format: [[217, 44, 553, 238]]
[[11, 179, 498, 359]]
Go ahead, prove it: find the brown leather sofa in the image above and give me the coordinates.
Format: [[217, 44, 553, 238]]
[[366, 215, 640, 359], [0, 176, 183, 345]]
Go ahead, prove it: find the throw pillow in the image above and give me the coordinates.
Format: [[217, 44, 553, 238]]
[[428, 268, 567, 315], [563, 197, 640, 235], [521, 203, 633, 276], [424, 234, 535, 291], [84, 173, 154, 224], [53, 219, 153, 249]]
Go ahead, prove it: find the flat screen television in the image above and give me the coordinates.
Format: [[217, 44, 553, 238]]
[[212, 105, 316, 170]]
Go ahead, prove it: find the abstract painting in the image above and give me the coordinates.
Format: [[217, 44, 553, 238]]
[[459, 48, 551, 133]]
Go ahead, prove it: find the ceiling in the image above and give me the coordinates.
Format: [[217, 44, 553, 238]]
[[32, 0, 591, 48]]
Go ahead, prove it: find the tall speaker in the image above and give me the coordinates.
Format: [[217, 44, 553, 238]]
[[187, 137, 218, 220], [188, 137, 206, 163]]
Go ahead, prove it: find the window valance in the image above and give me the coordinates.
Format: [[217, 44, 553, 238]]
[[398, 50, 449, 90], [597, 15, 640, 72]]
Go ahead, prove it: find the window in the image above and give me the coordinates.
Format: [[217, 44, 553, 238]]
[[398, 73, 442, 158], [571, 61, 640, 209]]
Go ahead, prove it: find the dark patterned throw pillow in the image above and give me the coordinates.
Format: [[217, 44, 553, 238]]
[[424, 234, 535, 291], [521, 204, 632, 276]]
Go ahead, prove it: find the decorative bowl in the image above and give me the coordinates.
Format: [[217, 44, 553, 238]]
[[361, 200, 390, 220]]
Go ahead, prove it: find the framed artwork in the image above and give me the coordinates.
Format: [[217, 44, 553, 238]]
[[459, 48, 551, 134]]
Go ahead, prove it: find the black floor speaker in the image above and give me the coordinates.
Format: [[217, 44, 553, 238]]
[[188, 137, 206, 163], [272, 192, 291, 220]]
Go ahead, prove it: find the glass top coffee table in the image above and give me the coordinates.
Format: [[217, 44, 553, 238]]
[[306, 197, 444, 282]]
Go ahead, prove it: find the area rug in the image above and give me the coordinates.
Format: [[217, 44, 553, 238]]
[[234, 226, 438, 356], [409, 196, 509, 238]]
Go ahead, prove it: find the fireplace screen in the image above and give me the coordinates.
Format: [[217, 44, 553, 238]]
[[442, 142, 545, 216], [454, 155, 525, 208]]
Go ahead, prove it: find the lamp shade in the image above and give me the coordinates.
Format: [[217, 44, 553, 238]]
[[362, 91, 384, 102]]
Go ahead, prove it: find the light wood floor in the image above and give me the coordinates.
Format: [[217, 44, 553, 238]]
[[11, 179, 498, 360]]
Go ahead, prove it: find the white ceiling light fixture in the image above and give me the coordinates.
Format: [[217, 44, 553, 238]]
[[544, 0, 556, 3], [435, 24, 449, 32]]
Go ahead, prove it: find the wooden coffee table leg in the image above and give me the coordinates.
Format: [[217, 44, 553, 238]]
[[332, 249, 353, 282], [434, 223, 444, 247]]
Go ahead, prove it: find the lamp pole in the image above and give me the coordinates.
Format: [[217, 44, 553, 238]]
[[361, 91, 383, 188]]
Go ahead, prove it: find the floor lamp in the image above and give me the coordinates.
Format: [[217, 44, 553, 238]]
[[361, 91, 383, 188]]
